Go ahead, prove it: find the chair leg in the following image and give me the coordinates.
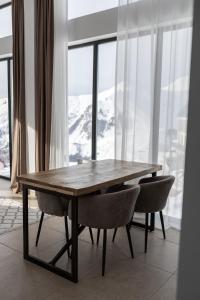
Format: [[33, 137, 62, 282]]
[[102, 229, 107, 276], [112, 228, 118, 243], [35, 212, 44, 247], [97, 229, 100, 245], [159, 211, 166, 240], [89, 227, 94, 244], [126, 225, 134, 258], [64, 216, 70, 257], [145, 213, 149, 253]]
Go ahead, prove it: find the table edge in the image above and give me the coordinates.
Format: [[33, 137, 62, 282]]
[[18, 165, 162, 197]]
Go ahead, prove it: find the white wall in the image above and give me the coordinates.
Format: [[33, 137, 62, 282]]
[[177, 0, 200, 298], [68, 0, 193, 45], [68, 8, 117, 45]]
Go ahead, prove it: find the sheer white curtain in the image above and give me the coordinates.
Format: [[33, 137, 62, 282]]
[[115, 0, 193, 228], [50, 0, 68, 169]]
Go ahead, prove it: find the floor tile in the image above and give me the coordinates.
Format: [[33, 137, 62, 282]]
[[136, 237, 179, 273], [0, 206, 180, 300], [0, 222, 65, 253], [0, 253, 67, 300], [150, 274, 177, 300], [0, 242, 16, 261], [79, 259, 171, 300]]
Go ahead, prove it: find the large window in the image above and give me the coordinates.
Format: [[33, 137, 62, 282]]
[[0, 3, 12, 179], [0, 58, 12, 178], [68, 46, 93, 162], [0, 3, 12, 38], [68, 39, 116, 163], [68, 0, 118, 20], [97, 42, 116, 160]]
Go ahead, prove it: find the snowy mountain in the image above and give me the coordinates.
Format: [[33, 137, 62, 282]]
[[0, 97, 10, 171], [68, 87, 115, 162]]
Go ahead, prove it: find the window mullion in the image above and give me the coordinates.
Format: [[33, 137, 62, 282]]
[[7, 58, 12, 179], [91, 43, 98, 160]]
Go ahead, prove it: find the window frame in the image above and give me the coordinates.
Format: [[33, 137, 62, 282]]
[[0, 56, 12, 180], [0, 2, 11, 11], [68, 36, 117, 161]]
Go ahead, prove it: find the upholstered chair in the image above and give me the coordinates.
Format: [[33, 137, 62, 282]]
[[69, 185, 140, 276], [111, 176, 175, 253], [35, 192, 94, 255], [134, 175, 175, 252]]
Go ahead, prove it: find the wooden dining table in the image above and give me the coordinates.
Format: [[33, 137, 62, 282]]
[[18, 159, 162, 283]]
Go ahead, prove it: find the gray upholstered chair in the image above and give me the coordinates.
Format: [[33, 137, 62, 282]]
[[112, 176, 175, 253], [35, 192, 94, 254], [134, 175, 175, 252], [35, 193, 70, 253], [69, 185, 140, 276]]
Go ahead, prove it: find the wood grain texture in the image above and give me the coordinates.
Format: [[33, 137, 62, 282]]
[[17, 160, 162, 196]]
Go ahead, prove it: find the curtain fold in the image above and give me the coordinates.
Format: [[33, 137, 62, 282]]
[[115, 0, 193, 228], [35, 0, 54, 172], [11, 0, 27, 193], [49, 0, 68, 169]]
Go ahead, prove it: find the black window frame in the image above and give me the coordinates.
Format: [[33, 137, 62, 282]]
[[68, 36, 117, 161], [0, 2, 12, 180], [0, 56, 12, 180], [0, 2, 11, 10]]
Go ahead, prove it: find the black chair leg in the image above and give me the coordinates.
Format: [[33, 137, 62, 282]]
[[102, 229, 107, 276], [97, 229, 100, 245], [126, 225, 134, 258], [89, 227, 94, 244], [35, 212, 44, 247], [159, 211, 166, 240], [64, 216, 70, 257], [112, 228, 118, 243], [145, 213, 149, 253]]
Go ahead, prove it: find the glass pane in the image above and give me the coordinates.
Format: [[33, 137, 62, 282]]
[[159, 27, 192, 220], [0, 5, 12, 38], [115, 35, 154, 162], [97, 41, 116, 160], [0, 61, 10, 177], [68, 0, 118, 19], [131, 34, 154, 162], [68, 46, 93, 163]]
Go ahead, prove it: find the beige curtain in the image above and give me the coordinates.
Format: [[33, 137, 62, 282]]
[[35, 0, 54, 172], [11, 0, 27, 193]]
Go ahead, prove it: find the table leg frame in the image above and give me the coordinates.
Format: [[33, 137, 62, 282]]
[[23, 185, 79, 283]]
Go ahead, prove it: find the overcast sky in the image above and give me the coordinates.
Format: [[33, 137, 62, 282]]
[[0, 5, 12, 39]]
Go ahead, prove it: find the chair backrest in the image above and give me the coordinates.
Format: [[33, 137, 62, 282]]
[[135, 175, 175, 213], [74, 185, 140, 229], [37, 192, 70, 217]]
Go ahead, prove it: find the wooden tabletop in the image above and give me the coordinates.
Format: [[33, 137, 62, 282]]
[[17, 159, 162, 197]]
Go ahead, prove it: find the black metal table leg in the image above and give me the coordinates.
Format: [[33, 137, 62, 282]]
[[23, 186, 29, 259], [71, 196, 79, 283], [150, 172, 157, 232], [49, 225, 85, 266], [22, 185, 80, 283]]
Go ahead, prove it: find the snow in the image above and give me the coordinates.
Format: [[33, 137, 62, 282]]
[[0, 97, 10, 174], [68, 87, 115, 162]]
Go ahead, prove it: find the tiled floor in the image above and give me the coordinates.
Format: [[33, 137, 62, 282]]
[[0, 215, 179, 300], [0, 179, 179, 300]]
